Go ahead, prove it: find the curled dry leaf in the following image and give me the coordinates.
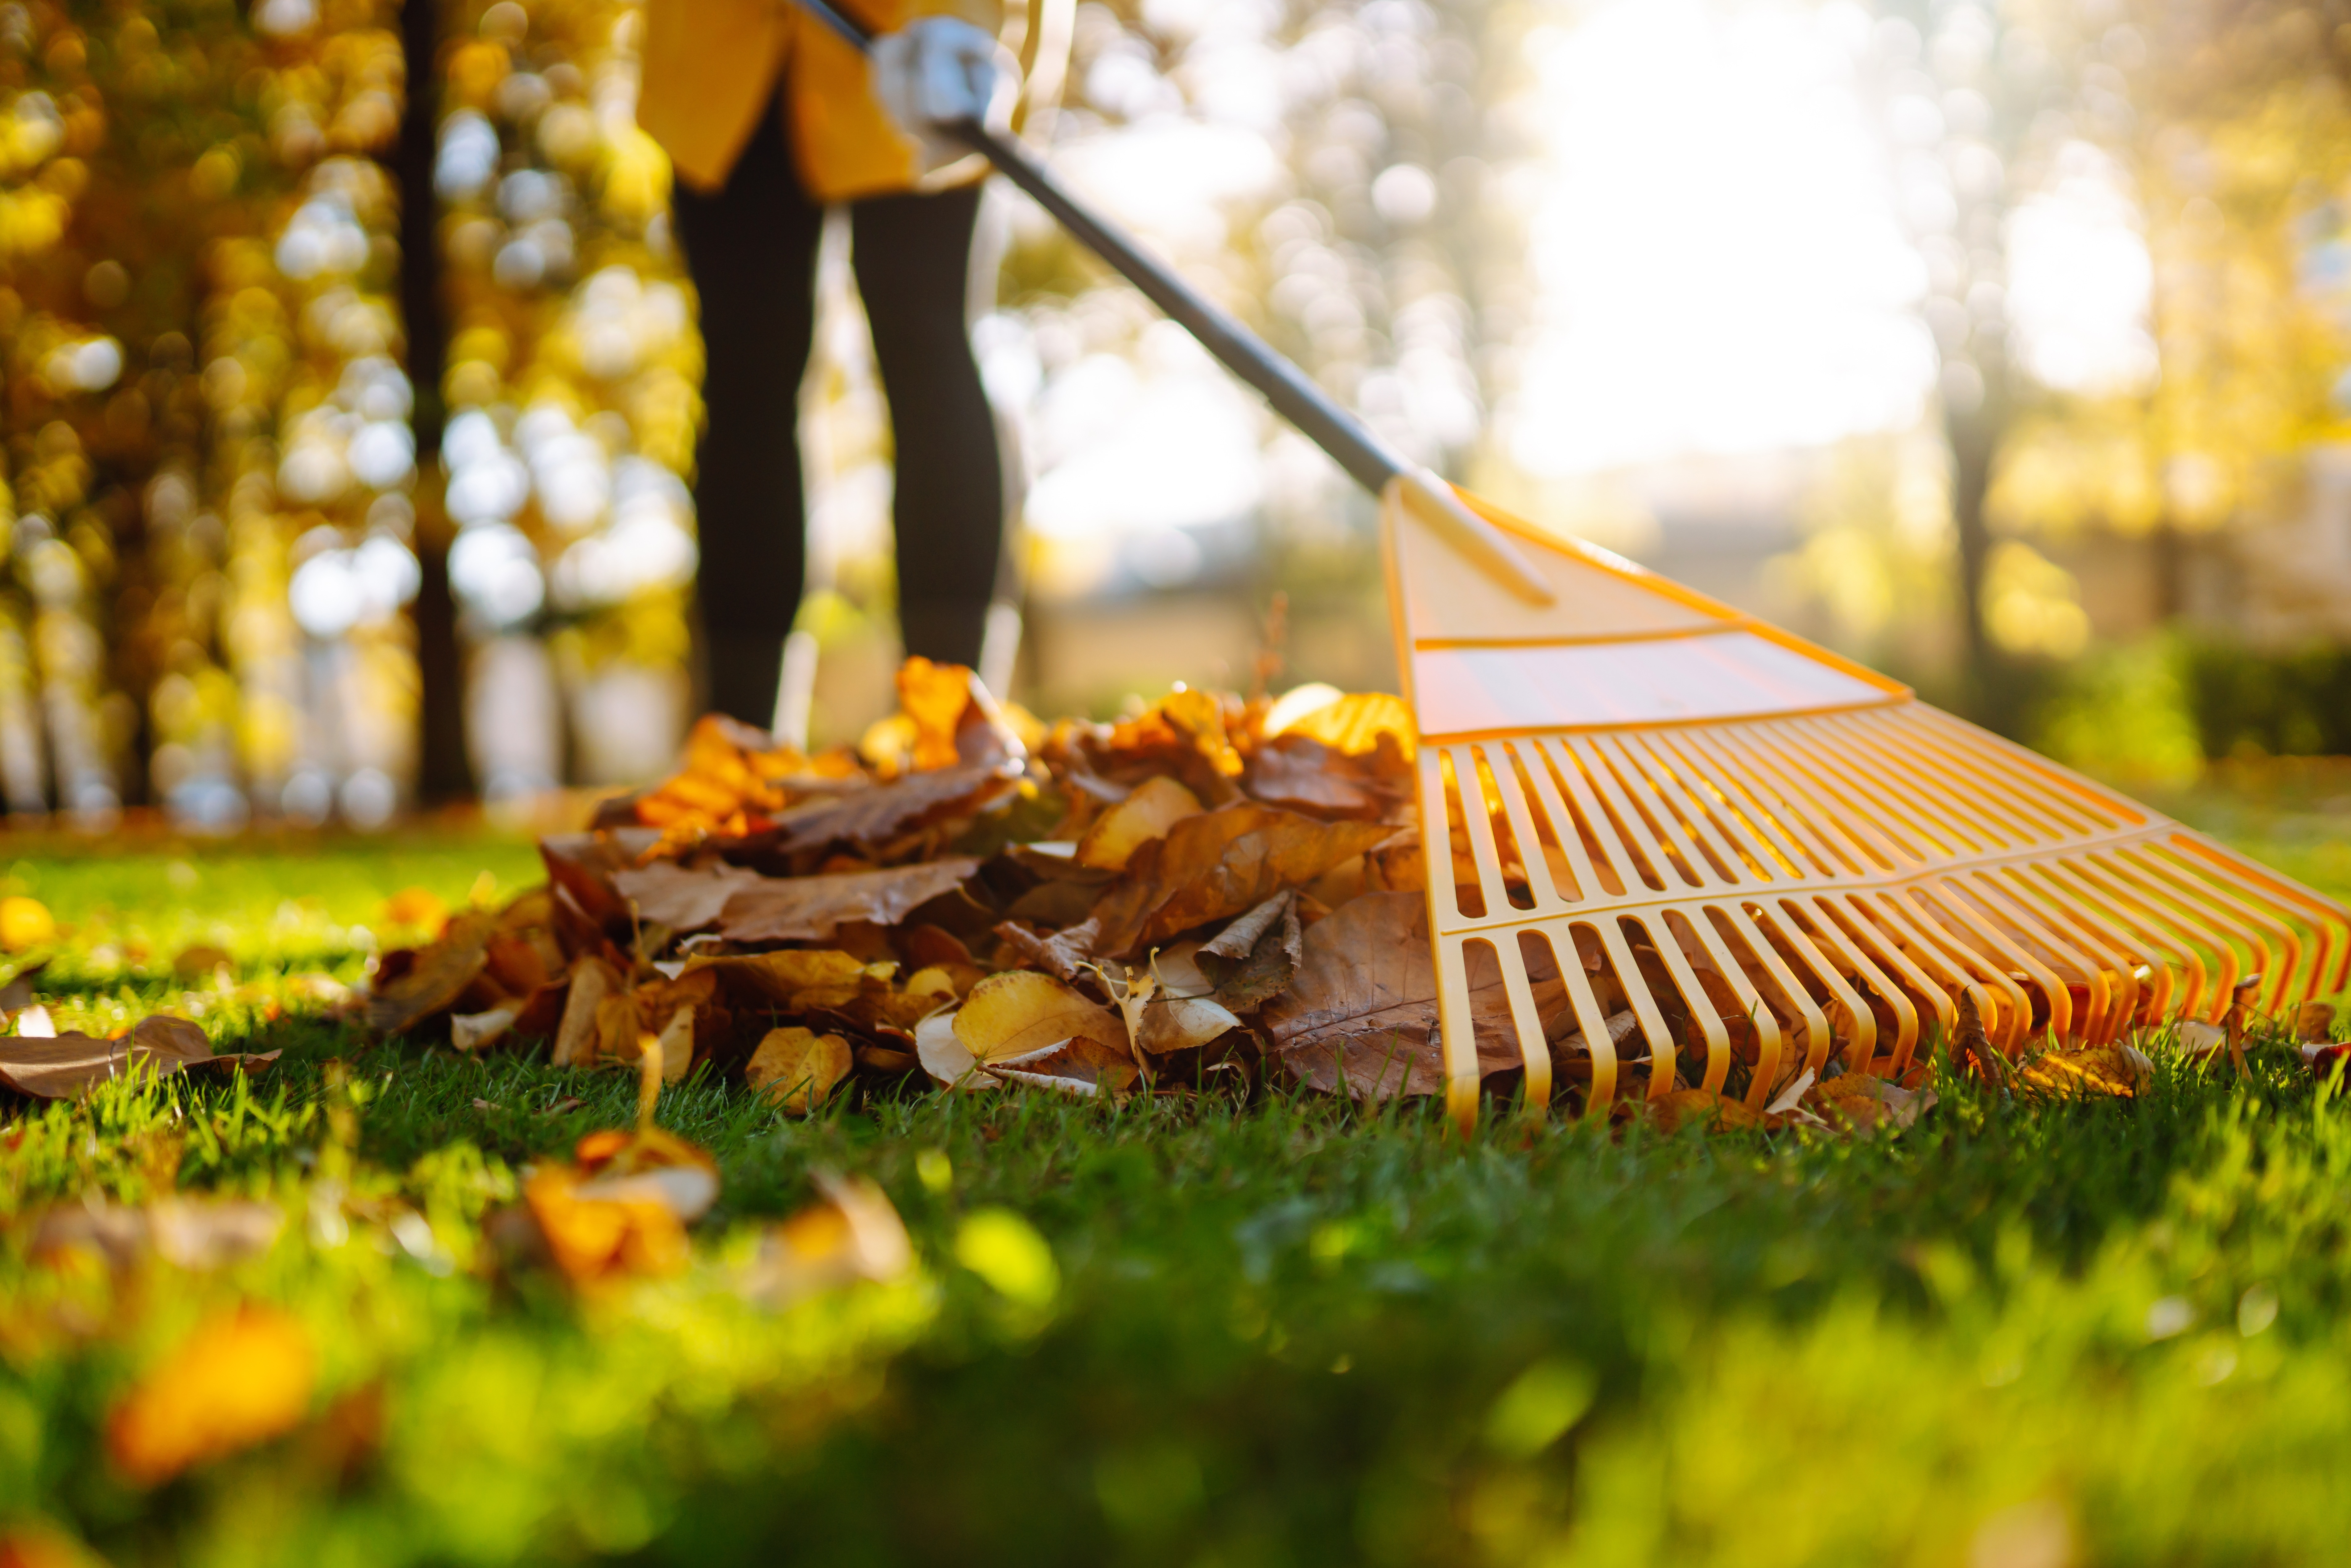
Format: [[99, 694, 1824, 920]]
[[715, 858, 983, 944], [516, 1127, 721, 1288], [0, 1015, 278, 1101], [994, 917, 1103, 985], [747, 1026, 853, 1114], [106, 1306, 316, 1486], [1195, 892, 1302, 1010], [1125, 943, 1242, 1056], [986, 1035, 1140, 1096], [1076, 776, 1203, 871], [916, 1010, 980, 1090], [1090, 804, 1394, 957], [366, 910, 493, 1035], [552, 957, 626, 1068]]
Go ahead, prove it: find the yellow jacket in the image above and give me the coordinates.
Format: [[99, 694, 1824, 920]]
[[638, 0, 1000, 202]]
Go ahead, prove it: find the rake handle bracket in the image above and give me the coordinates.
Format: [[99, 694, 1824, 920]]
[[791, 0, 1555, 606]]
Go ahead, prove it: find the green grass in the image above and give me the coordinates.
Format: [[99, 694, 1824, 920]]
[[4, 803, 2351, 1566]]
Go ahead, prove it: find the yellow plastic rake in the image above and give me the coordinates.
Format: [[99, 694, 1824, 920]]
[[1388, 488, 2351, 1127], [790, 0, 2351, 1128]]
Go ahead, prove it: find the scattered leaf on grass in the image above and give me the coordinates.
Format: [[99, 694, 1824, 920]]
[[740, 1173, 914, 1310], [1805, 1073, 1936, 1135], [107, 1306, 316, 1486], [171, 945, 232, 980], [2020, 1044, 2150, 1098], [1123, 944, 1243, 1056], [33, 1199, 285, 1273], [0, 1016, 278, 1101], [2294, 1001, 2335, 1043], [380, 886, 449, 931], [0, 896, 56, 952], [747, 1027, 853, 1113], [1639, 1088, 1763, 1134]]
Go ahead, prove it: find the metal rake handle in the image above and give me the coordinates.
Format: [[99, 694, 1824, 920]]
[[790, 0, 1555, 606]]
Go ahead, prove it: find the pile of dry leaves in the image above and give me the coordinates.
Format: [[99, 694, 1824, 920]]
[[349, 658, 1918, 1128], [363, 658, 1454, 1112]]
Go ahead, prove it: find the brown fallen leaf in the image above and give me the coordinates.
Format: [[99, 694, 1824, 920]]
[[1195, 892, 1302, 1010], [0, 959, 47, 1014], [32, 1198, 285, 1273], [451, 1005, 522, 1054], [1090, 804, 1393, 957], [994, 917, 1103, 985], [552, 956, 627, 1068], [172, 945, 233, 981], [1076, 776, 1203, 871], [716, 858, 982, 944], [766, 762, 1017, 857], [2295, 1000, 2336, 1044], [0, 1016, 279, 1101], [1243, 734, 1382, 819], [366, 910, 493, 1035], [1638, 1088, 1763, 1134], [611, 858, 767, 933], [1805, 1072, 1936, 1135], [747, 1027, 853, 1114], [107, 1305, 316, 1486], [1261, 891, 1560, 1101], [681, 949, 890, 1013]]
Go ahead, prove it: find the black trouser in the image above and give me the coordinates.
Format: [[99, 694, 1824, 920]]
[[672, 102, 1005, 727]]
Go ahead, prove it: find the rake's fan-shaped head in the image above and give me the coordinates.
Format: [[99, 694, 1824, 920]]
[[1382, 483, 2351, 1131]]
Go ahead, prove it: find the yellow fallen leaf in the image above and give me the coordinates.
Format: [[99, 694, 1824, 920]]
[[523, 1168, 691, 1286], [916, 1010, 983, 1090], [0, 897, 56, 952], [1075, 776, 1203, 872], [107, 1306, 316, 1486], [381, 886, 449, 931], [2020, 1045, 2149, 1098], [953, 970, 1130, 1064], [1271, 691, 1416, 759], [747, 1026, 853, 1114]]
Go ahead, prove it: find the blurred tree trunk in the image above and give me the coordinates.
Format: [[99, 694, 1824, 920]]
[[397, 0, 470, 801], [1947, 404, 1999, 678]]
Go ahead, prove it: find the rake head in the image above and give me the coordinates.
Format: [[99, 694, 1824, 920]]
[[1382, 484, 2351, 1130]]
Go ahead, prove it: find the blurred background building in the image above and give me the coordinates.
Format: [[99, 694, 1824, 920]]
[[4, 0, 2350, 827]]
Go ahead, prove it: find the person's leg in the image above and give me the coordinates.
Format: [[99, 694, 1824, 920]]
[[670, 107, 823, 728], [850, 184, 1005, 669]]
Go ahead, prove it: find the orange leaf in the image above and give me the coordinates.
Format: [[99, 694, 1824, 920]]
[[897, 656, 974, 772], [107, 1306, 316, 1486], [747, 1027, 853, 1113]]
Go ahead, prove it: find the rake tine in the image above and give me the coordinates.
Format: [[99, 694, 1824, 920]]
[[1590, 916, 1679, 1099]]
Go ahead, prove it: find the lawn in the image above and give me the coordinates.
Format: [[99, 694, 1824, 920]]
[[3, 787, 2350, 1568]]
